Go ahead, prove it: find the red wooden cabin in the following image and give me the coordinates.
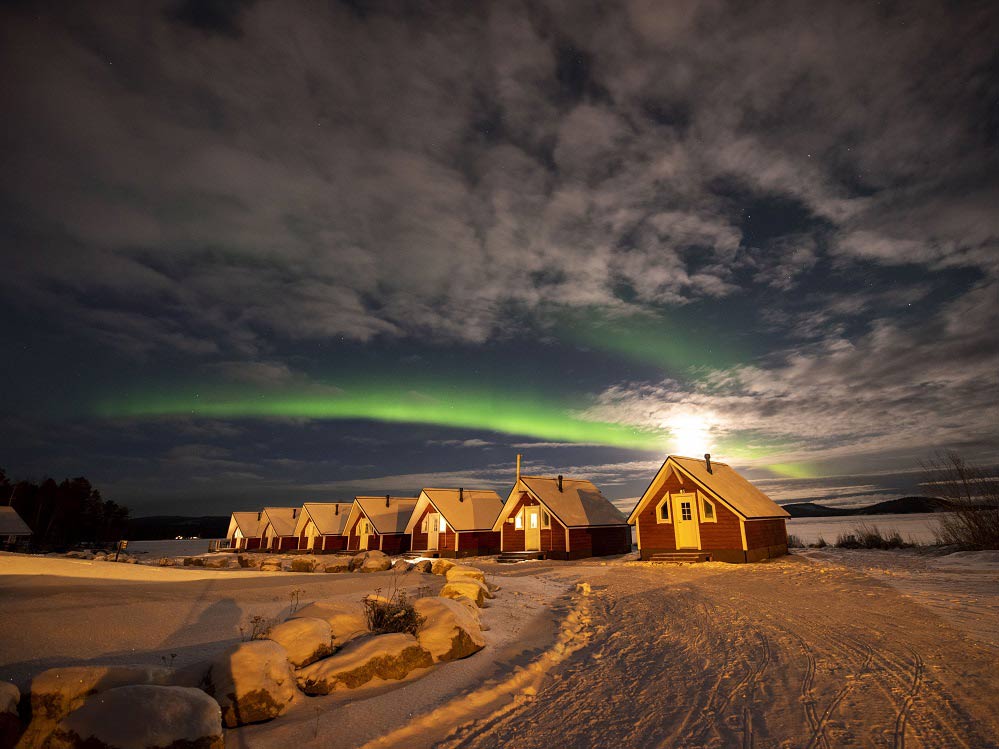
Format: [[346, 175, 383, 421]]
[[406, 488, 503, 558], [492, 474, 631, 560], [294, 502, 352, 553], [344, 496, 418, 555], [225, 511, 262, 550], [259, 507, 300, 552], [628, 454, 789, 563]]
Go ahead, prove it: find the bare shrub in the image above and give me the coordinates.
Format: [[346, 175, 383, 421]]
[[835, 523, 913, 549], [787, 534, 804, 548], [922, 452, 999, 550], [239, 614, 271, 641], [813, 535, 828, 548], [362, 587, 425, 636]]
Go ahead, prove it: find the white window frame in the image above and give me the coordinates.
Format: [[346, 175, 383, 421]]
[[700, 493, 717, 523], [655, 495, 672, 524], [514, 509, 524, 529]]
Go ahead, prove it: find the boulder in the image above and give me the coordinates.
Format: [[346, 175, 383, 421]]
[[439, 579, 491, 608], [391, 559, 411, 572], [0, 682, 21, 749], [266, 618, 335, 668], [445, 565, 485, 584], [295, 634, 432, 695], [258, 557, 283, 572], [430, 559, 455, 576], [238, 554, 261, 568], [320, 558, 351, 573], [202, 640, 298, 727], [46, 685, 223, 749], [289, 557, 317, 573], [412, 560, 433, 573], [22, 665, 174, 747], [183, 557, 206, 567], [413, 598, 485, 662], [349, 550, 387, 571], [157, 557, 177, 566], [359, 555, 392, 573], [203, 555, 235, 569], [289, 601, 369, 644]]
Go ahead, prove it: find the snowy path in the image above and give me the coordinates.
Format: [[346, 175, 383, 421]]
[[428, 556, 999, 749]]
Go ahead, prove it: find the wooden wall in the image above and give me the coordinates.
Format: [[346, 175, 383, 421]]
[[501, 492, 566, 555], [636, 470, 742, 554]]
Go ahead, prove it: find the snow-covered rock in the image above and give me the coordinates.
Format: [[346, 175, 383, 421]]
[[319, 557, 351, 573], [440, 578, 492, 607], [290, 601, 369, 644], [288, 556, 318, 572], [259, 557, 283, 572], [22, 665, 174, 747], [266, 617, 335, 668], [295, 634, 432, 695], [391, 559, 411, 572], [46, 685, 223, 749], [445, 565, 485, 584], [412, 560, 433, 573], [359, 555, 392, 573], [413, 598, 485, 662], [349, 550, 387, 572], [1, 681, 19, 715], [430, 559, 455, 576], [237, 554, 261, 568], [157, 557, 177, 566], [0, 681, 20, 749], [203, 555, 236, 569], [202, 640, 298, 727]]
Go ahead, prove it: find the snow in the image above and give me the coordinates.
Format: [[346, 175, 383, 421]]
[[204, 639, 298, 727], [295, 633, 432, 695], [265, 618, 334, 668], [412, 598, 484, 662], [786, 511, 941, 544]]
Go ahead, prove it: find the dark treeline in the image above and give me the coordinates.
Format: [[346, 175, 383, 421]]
[[1, 468, 129, 548]]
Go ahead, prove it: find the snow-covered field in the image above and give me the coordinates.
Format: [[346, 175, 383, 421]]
[[2, 548, 997, 748], [126, 538, 221, 557], [787, 511, 941, 544]]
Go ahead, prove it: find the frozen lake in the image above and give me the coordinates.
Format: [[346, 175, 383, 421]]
[[786, 512, 941, 545], [126, 538, 221, 557]]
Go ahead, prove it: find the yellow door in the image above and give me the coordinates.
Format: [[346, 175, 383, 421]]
[[525, 507, 541, 551], [427, 513, 439, 550], [359, 520, 371, 550], [673, 494, 700, 549]]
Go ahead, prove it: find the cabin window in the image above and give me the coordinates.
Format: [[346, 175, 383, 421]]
[[420, 516, 429, 533], [655, 496, 672, 524], [440, 518, 448, 533], [701, 496, 716, 522], [541, 510, 551, 529], [514, 511, 523, 530], [680, 502, 692, 521], [529, 512, 539, 529]]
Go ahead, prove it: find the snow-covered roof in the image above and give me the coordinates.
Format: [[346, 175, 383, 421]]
[[0, 506, 31, 536], [494, 476, 629, 529], [353, 497, 418, 535], [405, 489, 504, 533], [227, 511, 261, 539], [295, 502, 352, 536], [260, 507, 299, 537], [627, 456, 789, 522]]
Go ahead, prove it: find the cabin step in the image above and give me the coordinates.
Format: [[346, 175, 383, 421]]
[[497, 551, 546, 564], [402, 551, 438, 559], [649, 552, 712, 563]]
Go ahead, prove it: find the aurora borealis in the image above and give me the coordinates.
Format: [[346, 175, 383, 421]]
[[2, 1, 997, 514]]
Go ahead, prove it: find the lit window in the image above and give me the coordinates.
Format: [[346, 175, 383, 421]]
[[515, 512, 523, 529], [541, 510, 551, 528], [702, 498, 715, 520], [529, 512, 539, 529], [441, 518, 448, 532], [681, 502, 692, 521]]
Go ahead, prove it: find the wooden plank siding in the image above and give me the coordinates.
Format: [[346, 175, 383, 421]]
[[455, 530, 501, 557], [744, 518, 788, 562], [410, 503, 432, 551], [501, 492, 567, 556]]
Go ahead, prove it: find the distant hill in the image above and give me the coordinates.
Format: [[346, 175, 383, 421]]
[[126, 515, 229, 540], [782, 496, 950, 518]]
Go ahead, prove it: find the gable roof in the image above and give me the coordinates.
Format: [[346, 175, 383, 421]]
[[354, 496, 418, 535], [405, 488, 504, 533], [261, 507, 299, 536], [627, 455, 789, 523], [0, 506, 32, 536], [295, 502, 352, 536], [227, 511, 261, 539], [494, 476, 628, 529]]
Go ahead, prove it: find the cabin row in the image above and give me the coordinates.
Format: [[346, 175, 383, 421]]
[[225, 454, 790, 563]]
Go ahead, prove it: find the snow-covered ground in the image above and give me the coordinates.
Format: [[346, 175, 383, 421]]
[[787, 511, 941, 544], [126, 538, 221, 557], [2, 549, 997, 748]]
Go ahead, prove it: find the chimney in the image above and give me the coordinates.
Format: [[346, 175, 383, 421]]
[[385, 494, 390, 507], [516, 453, 521, 482], [257, 511, 262, 521], [292, 508, 298, 519], [335, 504, 339, 515], [704, 453, 712, 473], [459, 487, 464, 502], [557, 474, 563, 492]]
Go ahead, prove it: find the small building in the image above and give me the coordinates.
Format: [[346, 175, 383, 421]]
[[259, 507, 300, 551], [627, 454, 789, 563], [225, 511, 262, 550], [0, 506, 32, 550], [406, 488, 503, 558], [345, 496, 418, 555], [294, 502, 352, 553], [492, 473, 632, 560]]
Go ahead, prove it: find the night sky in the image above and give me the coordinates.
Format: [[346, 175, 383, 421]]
[[2, 0, 997, 516]]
